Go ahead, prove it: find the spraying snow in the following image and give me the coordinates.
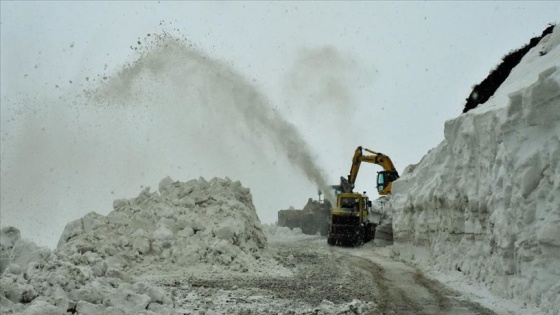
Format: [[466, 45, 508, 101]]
[[90, 34, 333, 200], [284, 46, 363, 114], [1, 32, 335, 248]]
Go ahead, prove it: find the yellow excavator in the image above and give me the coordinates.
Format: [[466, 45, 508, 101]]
[[327, 146, 399, 246]]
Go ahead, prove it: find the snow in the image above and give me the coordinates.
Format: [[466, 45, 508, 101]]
[[1, 185, 375, 314], [387, 25, 560, 314], [263, 224, 322, 244], [0, 177, 284, 314], [1, 23, 559, 315]]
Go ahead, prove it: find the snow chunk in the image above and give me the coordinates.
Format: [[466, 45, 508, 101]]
[[22, 300, 62, 315], [158, 176, 174, 196], [1, 226, 21, 274], [57, 218, 84, 248], [1, 226, 21, 248], [83, 211, 109, 233], [104, 288, 151, 312]]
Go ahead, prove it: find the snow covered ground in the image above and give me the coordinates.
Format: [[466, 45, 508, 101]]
[[0, 175, 547, 315], [1, 177, 379, 314], [388, 25, 560, 314], [1, 21, 558, 315], [0, 177, 278, 314]]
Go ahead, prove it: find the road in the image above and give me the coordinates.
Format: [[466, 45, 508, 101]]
[[141, 236, 498, 314], [341, 249, 495, 315]]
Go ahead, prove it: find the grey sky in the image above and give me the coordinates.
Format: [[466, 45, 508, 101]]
[[1, 1, 559, 247]]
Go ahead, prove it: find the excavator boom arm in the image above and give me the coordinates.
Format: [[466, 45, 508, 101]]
[[363, 148, 397, 172], [347, 146, 364, 189], [345, 146, 399, 195]]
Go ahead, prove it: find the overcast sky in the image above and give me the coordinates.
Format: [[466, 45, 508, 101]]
[[1, 1, 559, 247]]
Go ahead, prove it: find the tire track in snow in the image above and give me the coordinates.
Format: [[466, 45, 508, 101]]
[[347, 255, 423, 314], [345, 250, 497, 315]]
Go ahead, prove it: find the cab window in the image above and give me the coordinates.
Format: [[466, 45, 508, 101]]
[[340, 197, 360, 210], [377, 173, 385, 192]]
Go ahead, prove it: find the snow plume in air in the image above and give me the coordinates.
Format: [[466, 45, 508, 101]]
[[281, 46, 373, 172], [286, 46, 360, 110], [90, 34, 332, 199], [283, 46, 371, 124]]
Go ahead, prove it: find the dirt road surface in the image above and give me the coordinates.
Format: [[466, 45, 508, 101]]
[[140, 236, 498, 314]]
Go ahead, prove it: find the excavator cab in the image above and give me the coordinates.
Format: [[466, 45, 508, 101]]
[[377, 170, 400, 195]]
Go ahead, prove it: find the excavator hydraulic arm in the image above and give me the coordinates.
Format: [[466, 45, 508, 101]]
[[346, 146, 399, 195]]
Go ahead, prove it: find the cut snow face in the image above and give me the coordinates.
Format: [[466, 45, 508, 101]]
[[1, 177, 279, 314], [388, 25, 560, 314]]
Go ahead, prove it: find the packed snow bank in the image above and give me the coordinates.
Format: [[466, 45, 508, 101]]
[[388, 26, 560, 314], [1, 177, 273, 314]]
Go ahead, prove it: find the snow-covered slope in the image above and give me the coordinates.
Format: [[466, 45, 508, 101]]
[[388, 26, 560, 314]]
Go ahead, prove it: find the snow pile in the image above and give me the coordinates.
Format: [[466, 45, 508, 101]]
[[264, 224, 304, 237], [1, 177, 272, 314], [1, 225, 175, 314], [263, 223, 319, 243], [57, 176, 268, 272], [388, 26, 560, 314]]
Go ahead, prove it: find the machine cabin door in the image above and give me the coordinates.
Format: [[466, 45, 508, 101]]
[[377, 170, 399, 193]]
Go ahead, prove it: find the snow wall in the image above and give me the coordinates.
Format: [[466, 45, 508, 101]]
[[388, 26, 560, 314], [0, 177, 275, 314]]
